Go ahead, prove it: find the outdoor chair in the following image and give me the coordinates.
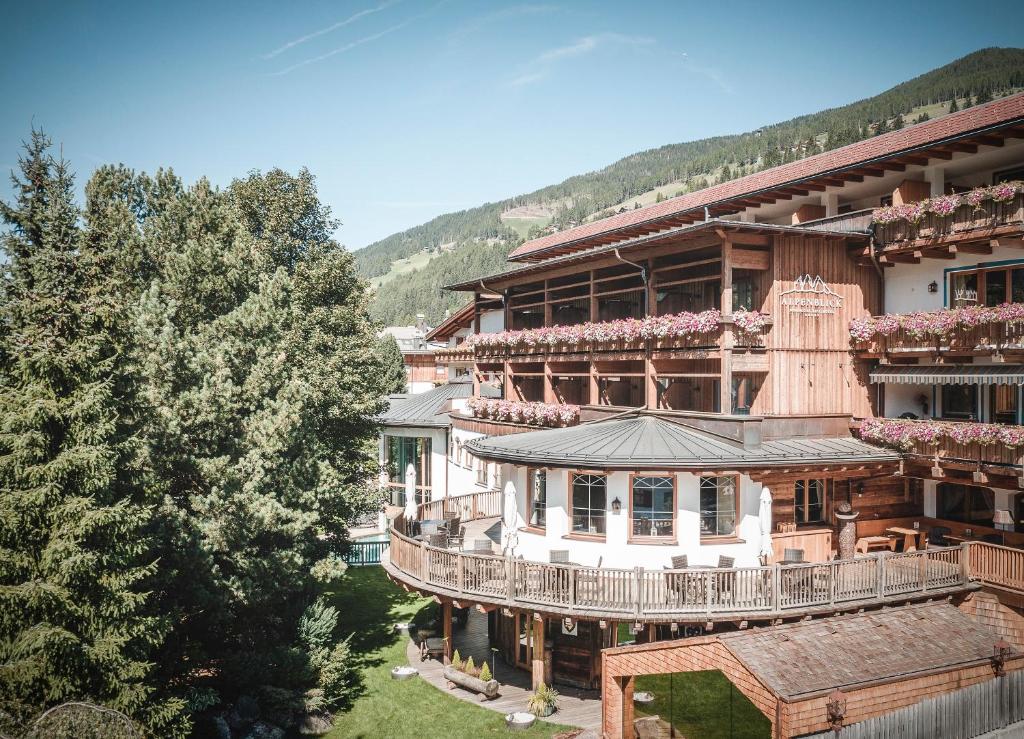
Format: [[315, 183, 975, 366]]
[[927, 526, 951, 547], [717, 555, 735, 568], [670, 554, 688, 569], [471, 539, 493, 554], [782, 548, 805, 565], [550, 550, 571, 564], [448, 524, 466, 550], [427, 533, 448, 548]]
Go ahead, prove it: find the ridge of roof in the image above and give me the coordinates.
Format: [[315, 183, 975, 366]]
[[425, 301, 475, 341], [509, 92, 1024, 262]]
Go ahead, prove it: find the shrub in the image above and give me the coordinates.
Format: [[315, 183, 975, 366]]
[[451, 649, 463, 671], [479, 662, 492, 682], [463, 656, 476, 676]]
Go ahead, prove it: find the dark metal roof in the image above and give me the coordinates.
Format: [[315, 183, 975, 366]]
[[444, 219, 866, 292], [464, 413, 899, 469], [870, 364, 1024, 385], [378, 381, 472, 428], [720, 602, 1013, 700]]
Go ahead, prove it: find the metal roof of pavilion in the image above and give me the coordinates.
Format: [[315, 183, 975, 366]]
[[719, 602, 1013, 700], [378, 381, 473, 428], [870, 364, 1024, 385], [464, 412, 899, 469]]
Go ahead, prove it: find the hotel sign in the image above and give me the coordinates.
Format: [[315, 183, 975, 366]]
[[780, 274, 843, 316]]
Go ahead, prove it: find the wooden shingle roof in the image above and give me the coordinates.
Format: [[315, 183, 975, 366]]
[[719, 602, 1012, 700]]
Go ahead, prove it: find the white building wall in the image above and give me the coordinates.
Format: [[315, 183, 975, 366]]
[[503, 467, 763, 569], [479, 309, 504, 334], [883, 244, 1024, 314]]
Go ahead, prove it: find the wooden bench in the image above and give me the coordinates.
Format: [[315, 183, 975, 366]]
[[855, 535, 896, 554], [420, 636, 446, 662]]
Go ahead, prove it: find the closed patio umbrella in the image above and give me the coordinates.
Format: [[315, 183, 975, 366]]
[[758, 487, 774, 563], [403, 463, 418, 521], [502, 480, 519, 555]]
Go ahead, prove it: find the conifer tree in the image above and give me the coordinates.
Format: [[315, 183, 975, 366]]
[[0, 133, 184, 735], [376, 333, 409, 394], [949, 97, 959, 113]]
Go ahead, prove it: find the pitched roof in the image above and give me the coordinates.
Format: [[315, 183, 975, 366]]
[[378, 381, 472, 428], [425, 301, 475, 341], [464, 413, 898, 468], [719, 602, 1012, 700], [509, 93, 1024, 262]]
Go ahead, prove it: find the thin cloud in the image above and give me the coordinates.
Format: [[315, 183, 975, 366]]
[[509, 71, 547, 87], [263, 1, 399, 60], [508, 33, 654, 87], [670, 50, 734, 95], [271, 1, 446, 76]]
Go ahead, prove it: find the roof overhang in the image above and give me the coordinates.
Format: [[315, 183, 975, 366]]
[[870, 364, 1024, 385], [444, 219, 866, 292], [509, 94, 1024, 263]]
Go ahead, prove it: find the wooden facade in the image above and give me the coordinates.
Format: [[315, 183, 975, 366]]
[[459, 225, 879, 421]]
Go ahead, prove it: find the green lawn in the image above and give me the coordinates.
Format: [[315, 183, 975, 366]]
[[326, 567, 576, 739], [634, 671, 770, 739]]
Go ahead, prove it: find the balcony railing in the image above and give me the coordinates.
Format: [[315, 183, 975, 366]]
[[450, 312, 772, 360], [857, 418, 1024, 477], [382, 490, 989, 621], [850, 308, 1024, 357], [873, 191, 1024, 247]]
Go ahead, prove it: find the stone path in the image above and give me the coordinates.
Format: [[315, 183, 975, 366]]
[[406, 608, 602, 735]]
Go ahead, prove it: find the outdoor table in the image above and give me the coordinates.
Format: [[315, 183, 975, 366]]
[[855, 535, 896, 554], [885, 526, 925, 552]]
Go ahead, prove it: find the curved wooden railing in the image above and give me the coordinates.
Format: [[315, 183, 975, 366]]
[[382, 492, 1000, 619]]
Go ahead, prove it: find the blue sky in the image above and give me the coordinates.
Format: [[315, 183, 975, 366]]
[[1, 1, 1022, 250]]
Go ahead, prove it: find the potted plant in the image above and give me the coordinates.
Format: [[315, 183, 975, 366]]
[[527, 682, 559, 718]]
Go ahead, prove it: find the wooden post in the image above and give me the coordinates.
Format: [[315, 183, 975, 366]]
[[621, 675, 635, 738], [876, 553, 886, 600], [720, 237, 733, 414], [442, 601, 453, 665], [531, 615, 545, 689]]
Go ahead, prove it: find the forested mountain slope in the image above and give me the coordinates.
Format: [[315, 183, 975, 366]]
[[358, 47, 1024, 325]]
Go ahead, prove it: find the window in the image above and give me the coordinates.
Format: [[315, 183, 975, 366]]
[[384, 435, 431, 505], [795, 479, 827, 524], [949, 264, 1024, 308], [699, 476, 737, 537], [991, 384, 1019, 425], [571, 473, 607, 535], [941, 384, 977, 421], [937, 483, 995, 528], [475, 458, 487, 486], [630, 475, 675, 539], [732, 273, 756, 313], [527, 469, 547, 529], [731, 375, 761, 414]]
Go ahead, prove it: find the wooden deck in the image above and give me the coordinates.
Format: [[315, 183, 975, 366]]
[[407, 607, 602, 735]]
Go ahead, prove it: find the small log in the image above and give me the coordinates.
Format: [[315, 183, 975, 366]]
[[442, 666, 499, 700]]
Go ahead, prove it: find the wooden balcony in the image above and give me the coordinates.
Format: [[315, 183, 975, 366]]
[[382, 491, 987, 624], [852, 315, 1024, 359], [856, 418, 1024, 487], [874, 193, 1024, 253], [435, 345, 474, 362]]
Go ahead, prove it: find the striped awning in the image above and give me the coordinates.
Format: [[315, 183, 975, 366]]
[[870, 364, 1024, 385]]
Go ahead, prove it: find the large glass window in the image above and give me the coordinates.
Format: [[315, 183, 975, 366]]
[[631, 476, 675, 539], [699, 476, 737, 537], [795, 479, 826, 524], [941, 384, 977, 421], [991, 384, 1019, 425], [950, 265, 1024, 308], [528, 469, 546, 529], [732, 273, 756, 313], [385, 435, 431, 505], [937, 483, 995, 528], [571, 473, 607, 535]]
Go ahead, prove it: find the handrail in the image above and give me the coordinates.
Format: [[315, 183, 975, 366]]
[[383, 495, 989, 619], [967, 540, 1024, 594]]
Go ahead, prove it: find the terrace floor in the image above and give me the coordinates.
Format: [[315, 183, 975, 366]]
[[407, 607, 602, 734]]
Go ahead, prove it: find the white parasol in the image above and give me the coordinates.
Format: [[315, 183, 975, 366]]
[[758, 487, 774, 562], [403, 463, 418, 521], [502, 480, 519, 554]]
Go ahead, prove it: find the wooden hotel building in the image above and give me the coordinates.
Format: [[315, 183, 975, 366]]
[[380, 93, 1024, 737]]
